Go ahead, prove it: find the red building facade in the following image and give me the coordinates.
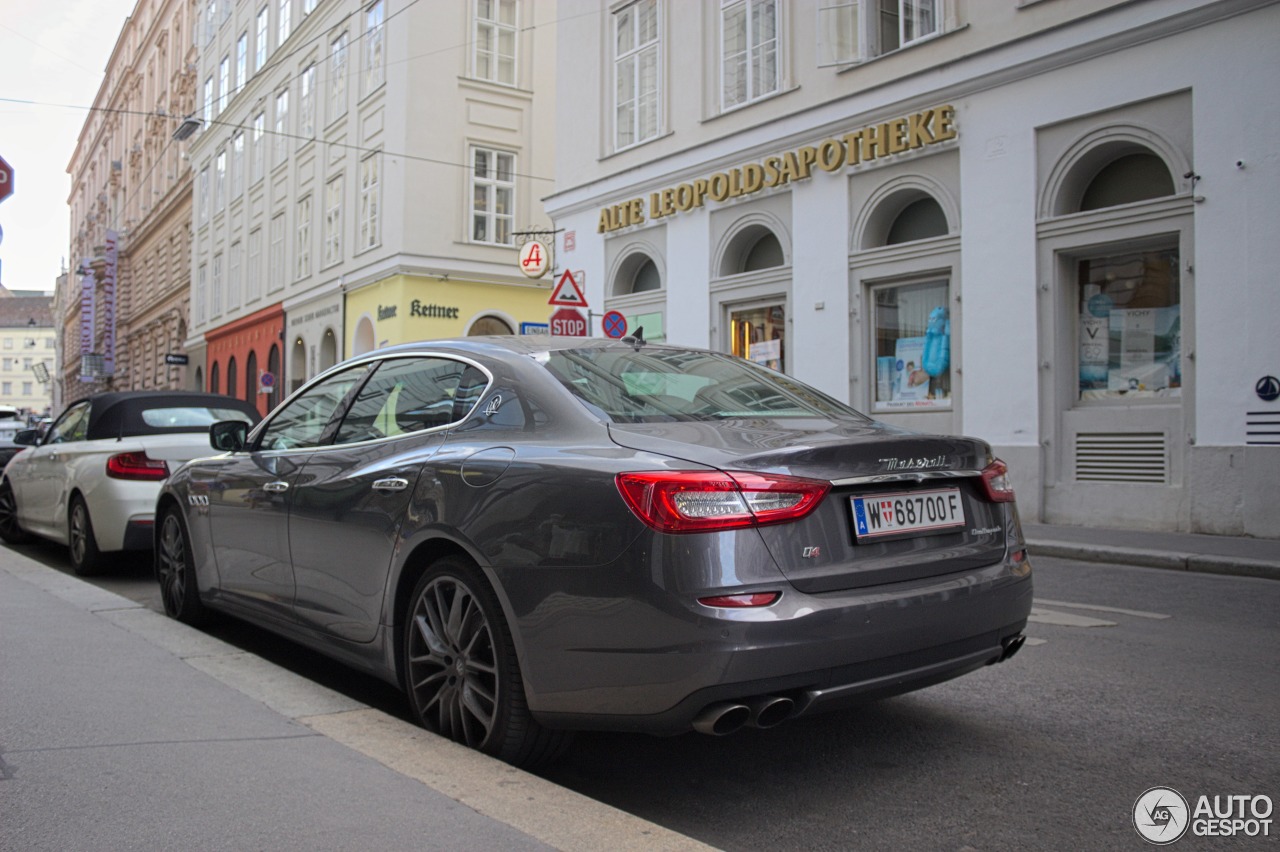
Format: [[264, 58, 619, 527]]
[[205, 304, 285, 417]]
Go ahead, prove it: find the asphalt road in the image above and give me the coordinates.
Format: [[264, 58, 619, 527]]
[[16, 541, 1280, 850]]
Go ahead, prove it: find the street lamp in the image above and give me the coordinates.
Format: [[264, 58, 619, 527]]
[[171, 115, 204, 141]]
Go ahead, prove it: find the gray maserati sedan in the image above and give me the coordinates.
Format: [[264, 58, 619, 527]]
[[155, 336, 1032, 766]]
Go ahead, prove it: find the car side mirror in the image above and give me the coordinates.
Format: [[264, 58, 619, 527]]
[[14, 429, 39, 446], [210, 420, 249, 452]]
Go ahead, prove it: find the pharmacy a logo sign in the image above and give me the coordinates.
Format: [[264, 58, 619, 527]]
[[1134, 787, 1190, 844]]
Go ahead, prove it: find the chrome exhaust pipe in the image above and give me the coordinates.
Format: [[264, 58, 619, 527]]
[[999, 634, 1026, 662], [692, 702, 751, 736], [746, 695, 794, 729]]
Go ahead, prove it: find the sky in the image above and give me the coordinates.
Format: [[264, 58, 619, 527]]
[[0, 0, 137, 292]]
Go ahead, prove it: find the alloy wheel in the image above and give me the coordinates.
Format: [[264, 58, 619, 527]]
[[157, 513, 187, 618], [406, 575, 500, 748]]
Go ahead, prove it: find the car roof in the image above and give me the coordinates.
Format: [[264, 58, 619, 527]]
[[63, 391, 262, 440], [365, 334, 685, 361]]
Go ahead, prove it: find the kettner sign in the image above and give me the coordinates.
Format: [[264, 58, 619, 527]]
[[597, 105, 957, 234]]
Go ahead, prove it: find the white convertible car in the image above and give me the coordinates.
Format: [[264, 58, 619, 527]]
[[0, 391, 260, 575]]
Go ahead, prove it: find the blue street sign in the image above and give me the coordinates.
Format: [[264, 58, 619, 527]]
[[602, 310, 627, 339]]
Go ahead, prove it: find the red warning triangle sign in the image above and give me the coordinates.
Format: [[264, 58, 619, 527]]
[[548, 269, 588, 307]]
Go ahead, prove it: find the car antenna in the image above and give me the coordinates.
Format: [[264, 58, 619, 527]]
[[622, 326, 645, 350]]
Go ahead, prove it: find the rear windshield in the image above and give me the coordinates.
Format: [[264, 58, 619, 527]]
[[539, 347, 868, 423], [139, 407, 257, 429]]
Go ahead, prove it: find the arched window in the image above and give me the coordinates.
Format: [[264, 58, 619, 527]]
[[319, 328, 337, 371], [353, 316, 376, 355], [245, 351, 258, 406], [1079, 153, 1175, 211], [886, 198, 948, 245], [718, 224, 787, 277], [742, 232, 784, 271], [210, 362, 220, 394], [194, 366, 204, 392], [468, 316, 514, 335], [290, 337, 307, 392], [227, 356, 238, 398]]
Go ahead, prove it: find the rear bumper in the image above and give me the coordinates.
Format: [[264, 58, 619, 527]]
[[507, 552, 1034, 734]]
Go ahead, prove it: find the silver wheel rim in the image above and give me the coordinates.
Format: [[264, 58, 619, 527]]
[[69, 503, 88, 565], [407, 576, 499, 747]]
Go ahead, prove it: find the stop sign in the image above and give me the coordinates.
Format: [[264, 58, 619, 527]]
[[550, 307, 588, 336], [0, 155, 12, 205]]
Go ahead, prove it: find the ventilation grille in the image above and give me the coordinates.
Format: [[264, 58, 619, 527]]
[[1246, 411, 1280, 446], [1075, 432, 1167, 483]]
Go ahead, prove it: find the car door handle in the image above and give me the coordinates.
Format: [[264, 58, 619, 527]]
[[372, 477, 409, 492], [263, 481, 290, 493]]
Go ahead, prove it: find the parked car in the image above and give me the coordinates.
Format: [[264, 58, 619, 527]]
[[0, 405, 25, 468], [154, 337, 1033, 767], [0, 391, 261, 575]]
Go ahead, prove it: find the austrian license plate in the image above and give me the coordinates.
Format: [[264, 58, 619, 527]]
[[851, 488, 965, 540]]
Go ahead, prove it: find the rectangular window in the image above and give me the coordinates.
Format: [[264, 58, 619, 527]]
[[299, 64, 316, 138], [721, 0, 778, 110], [279, 0, 292, 45], [229, 240, 242, 308], [871, 279, 951, 411], [1077, 248, 1181, 401], [203, 76, 214, 122], [876, 0, 938, 53], [1, 383, 10, 396], [304, 0, 317, 14], [363, 0, 385, 96], [247, 228, 263, 300], [729, 303, 786, 372], [236, 32, 248, 90], [473, 0, 517, 85], [269, 213, 286, 291], [296, 196, 312, 279], [274, 88, 289, 164], [211, 252, 223, 317], [196, 264, 208, 325], [256, 6, 269, 70], [22, 382, 32, 397], [198, 166, 210, 225], [324, 175, 343, 267], [329, 32, 348, 123], [1, 358, 10, 370], [232, 131, 245, 196], [218, 56, 230, 112], [205, 0, 217, 44], [359, 154, 380, 251], [817, 2, 859, 66], [470, 147, 514, 245], [252, 112, 265, 182], [614, 0, 660, 150], [214, 150, 226, 211]]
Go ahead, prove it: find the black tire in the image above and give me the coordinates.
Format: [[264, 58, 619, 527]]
[[403, 556, 571, 768], [155, 507, 212, 626], [68, 495, 106, 577], [0, 480, 34, 545]]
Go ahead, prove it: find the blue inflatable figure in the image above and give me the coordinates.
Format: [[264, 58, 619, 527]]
[[922, 306, 950, 377]]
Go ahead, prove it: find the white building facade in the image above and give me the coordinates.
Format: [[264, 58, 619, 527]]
[[545, 0, 1280, 537], [189, 0, 557, 414]]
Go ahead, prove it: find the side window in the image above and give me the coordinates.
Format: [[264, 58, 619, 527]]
[[257, 364, 370, 450], [334, 357, 474, 445], [46, 404, 91, 444]]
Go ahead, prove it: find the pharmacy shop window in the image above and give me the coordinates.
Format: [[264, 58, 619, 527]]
[[1077, 246, 1180, 402], [871, 278, 951, 412]]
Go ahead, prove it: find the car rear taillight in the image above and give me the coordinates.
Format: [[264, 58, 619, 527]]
[[979, 459, 1016, 503], [616, 471, 830, 533], [106, 451, 169, 482]]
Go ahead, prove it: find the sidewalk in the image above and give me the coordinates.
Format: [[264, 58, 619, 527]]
[[1023, 522, 1280, 581], [0, 551, 712, 852]]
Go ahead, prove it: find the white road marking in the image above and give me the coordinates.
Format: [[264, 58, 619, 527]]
[[1035, 598, 1171, 620], [1028, 607, 1117, 628], [1024, 637, 1048, 646]]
